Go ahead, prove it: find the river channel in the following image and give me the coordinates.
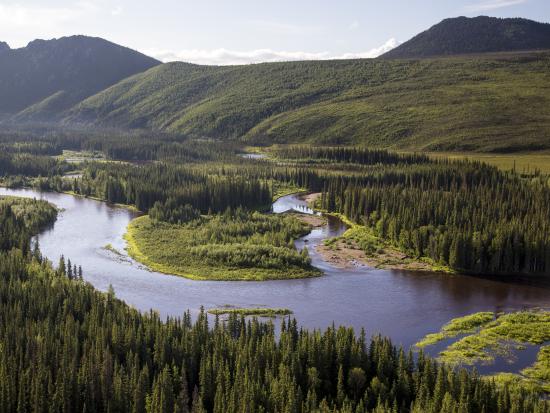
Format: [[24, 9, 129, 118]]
[[1, 187, 549, 352]]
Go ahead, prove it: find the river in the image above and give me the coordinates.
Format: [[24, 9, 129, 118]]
[[1, 187, 550, 352]]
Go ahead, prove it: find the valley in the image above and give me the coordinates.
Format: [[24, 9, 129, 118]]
[[1, 11, 550, 412]]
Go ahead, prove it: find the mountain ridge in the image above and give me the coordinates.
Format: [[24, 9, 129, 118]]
[[382, 16, 550, 59], [0, 35, 160, 118]]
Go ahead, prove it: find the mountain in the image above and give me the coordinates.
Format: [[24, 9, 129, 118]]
[[66, 51, 550, 152], [383, 16, 550, 59], [0, 36, 160, 119]]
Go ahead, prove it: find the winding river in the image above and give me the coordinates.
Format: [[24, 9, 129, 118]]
[[2, 187, 550, 351]]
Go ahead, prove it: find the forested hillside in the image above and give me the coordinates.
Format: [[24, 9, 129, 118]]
[[383, 16, 550, 59], [0, 197, 548, 412], [0, 36, 159, 119], [66, 51, 550, 152]]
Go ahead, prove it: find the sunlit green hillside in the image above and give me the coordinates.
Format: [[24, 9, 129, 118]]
[[66, 51, 550, 152]]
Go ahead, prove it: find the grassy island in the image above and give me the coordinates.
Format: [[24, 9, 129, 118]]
[[207, 307, 293, 317], [416, 312, 495, 348], [125, 209, 318, 281], [416, 310, 550, 393]]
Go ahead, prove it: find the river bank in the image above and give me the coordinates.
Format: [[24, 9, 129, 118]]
[[293, 192, 449, 273], [1, 187, 549, 354]]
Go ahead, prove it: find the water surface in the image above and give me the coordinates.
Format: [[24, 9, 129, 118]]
[[2, 188, 550, 351]]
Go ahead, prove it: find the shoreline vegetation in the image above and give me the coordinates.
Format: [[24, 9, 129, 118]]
[[293, 192, 450, 272], [0, 182, 140, 212], [5, 139, 550, 279], [315, 218, 451, 273], [102, 243, 123, 256], [61, 190, 141, 212], [416, 310, 550, 393], [0, 195, 58, 234]]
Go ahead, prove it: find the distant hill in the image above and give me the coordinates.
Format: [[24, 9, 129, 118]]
[[0, 36, 160, 119], [383, 16, 550, 59], [5, 23, 550, 153], [66, 51, 550, 152]]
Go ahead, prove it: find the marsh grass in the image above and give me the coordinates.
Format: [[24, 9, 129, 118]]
[[418, 310, 550, 392], [437, 311, 550, 365], [416, 312, 495, 348], [103, 243, 123, 256], [522, 346, 550, 392], [207, 307, 293, 317]]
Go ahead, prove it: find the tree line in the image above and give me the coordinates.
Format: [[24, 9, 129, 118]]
[[69, 163, 272, 213], [272, 146, 430, 166], [0, 242, 546, 411], [318, 161, 550, 275]]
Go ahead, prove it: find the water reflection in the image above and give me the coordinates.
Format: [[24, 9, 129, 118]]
[[272, 193, 319, 215]]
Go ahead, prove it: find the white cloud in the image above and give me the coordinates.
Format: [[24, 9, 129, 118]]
[[146, 38, 400, 66], [336, 38, 400, 59], [465, 0, 528, 12], [349, 21, 360, 31], [0, 2, 97, 30]]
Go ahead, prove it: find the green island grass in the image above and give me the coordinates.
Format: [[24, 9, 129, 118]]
[[102, 243, 123, 256], [419, 310, 550, 393], [124, 213, 319, 281], [416, 312, 495, 348], [521, 345, 550, 392], [438, 311, 550, 366], [483, 347, 550, 393], [207, 307, 293, 317]]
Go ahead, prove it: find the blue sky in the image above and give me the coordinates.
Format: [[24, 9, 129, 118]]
[[0, 0, 549, 64]]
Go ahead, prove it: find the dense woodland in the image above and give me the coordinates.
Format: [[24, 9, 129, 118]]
[[0, 204, 548, 412], [269, 146, 550, 276], [72, 162, 272, 213], [2, 135, 550, 276], [0, 196, 57, 234], [318, 161, 550, 275]]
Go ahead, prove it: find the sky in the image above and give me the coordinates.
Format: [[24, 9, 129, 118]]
[[0, 0, 549, 65]]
